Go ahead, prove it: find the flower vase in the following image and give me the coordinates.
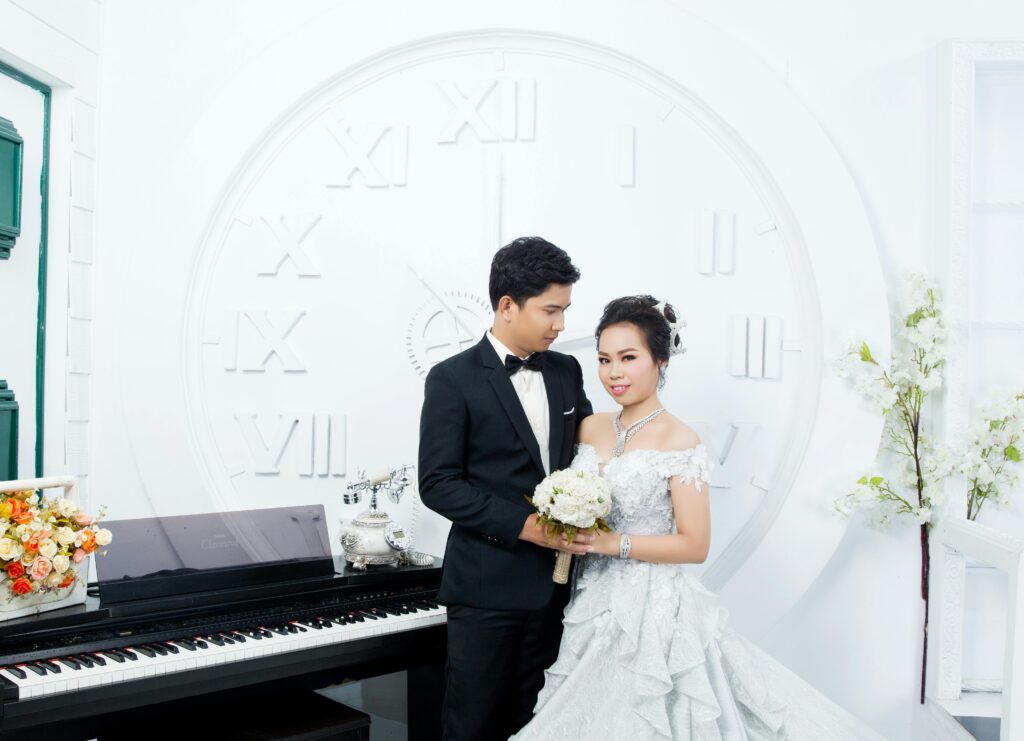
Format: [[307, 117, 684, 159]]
[[0, 576, 86, 621]]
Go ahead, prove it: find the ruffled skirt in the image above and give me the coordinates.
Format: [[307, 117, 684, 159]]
[[511, 559, 883, 741]]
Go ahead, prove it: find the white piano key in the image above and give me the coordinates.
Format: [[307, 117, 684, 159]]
[[2, 604, 447, 700]]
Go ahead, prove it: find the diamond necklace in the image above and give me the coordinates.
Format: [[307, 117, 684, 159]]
[[612, 407, 666, 457]]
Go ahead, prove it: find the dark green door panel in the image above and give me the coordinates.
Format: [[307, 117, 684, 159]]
[[0, 116, 22, 260]]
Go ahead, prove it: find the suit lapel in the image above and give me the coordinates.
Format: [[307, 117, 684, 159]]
[[542, 360, 564, 472], [479, 338, 546, 477]]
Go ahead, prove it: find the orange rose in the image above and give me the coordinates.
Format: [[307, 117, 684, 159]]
[[10, 578, 32, 596], [6, 562, 24, 579], [25, 537, 39, 554], [13, 512, 33, 525], [7, 500, 22, 519], [80, 531, 96, 553], [58, 574, 75, 589]]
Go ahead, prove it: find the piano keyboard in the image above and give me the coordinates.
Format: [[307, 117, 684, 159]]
[[0, 599, 445, 700]]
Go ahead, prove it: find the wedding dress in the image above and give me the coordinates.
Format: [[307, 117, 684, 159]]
[[511, 443, 885, 741]]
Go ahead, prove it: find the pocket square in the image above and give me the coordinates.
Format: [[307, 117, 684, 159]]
[[563, 407, 575, 416]]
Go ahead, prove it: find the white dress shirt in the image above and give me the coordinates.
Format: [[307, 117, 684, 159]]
[[487, 331, 550, 474]]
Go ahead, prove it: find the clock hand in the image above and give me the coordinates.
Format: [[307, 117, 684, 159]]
[[407, 264, 478, 338]]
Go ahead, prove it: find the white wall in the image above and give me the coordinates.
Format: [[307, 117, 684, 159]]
[[89, 3, 1024, 741], [0, 1, 102, 504]]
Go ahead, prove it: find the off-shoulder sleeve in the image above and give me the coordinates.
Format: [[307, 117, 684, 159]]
[[569, 443, 601, 475], [656, 444, 713, 492]]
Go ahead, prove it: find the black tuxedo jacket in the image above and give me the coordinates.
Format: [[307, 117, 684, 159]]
[[418, 336, 593, 610]]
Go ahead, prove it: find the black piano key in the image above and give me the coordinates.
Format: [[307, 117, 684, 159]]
[[359, 610, 380, 620], [119, 649, 139, 661], [75, 654, 95, 668], [88, 653, 107, 666], [267, 626, 288, 636], [39, 660, 61, 674], [58, 658, 82, 670], [219, 633, 236, 644], [171, 640, 197, 652], [162, 642, 180, 654], [135, 645, 156, 658], [193, 639, 208, 649], [149, 643, 168, 655], [25, 664, 46, 676], [205, 634, 226, 646], [102, 651, 125, 664], [230, 632, 248, 642], [4, 667, 25, 679]]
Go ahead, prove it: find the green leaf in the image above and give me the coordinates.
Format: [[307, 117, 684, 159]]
[[1007, 445, 1021, 463], [905, 308, 924, 327], [858, 342, 874, 363], [857, 476, 868, 485], [870, 476, 885, 486]]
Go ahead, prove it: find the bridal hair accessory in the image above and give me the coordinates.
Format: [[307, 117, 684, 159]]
[[654, 300, 687, 356]]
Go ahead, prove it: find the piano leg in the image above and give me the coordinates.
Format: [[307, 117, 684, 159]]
[[407, 660, 445, 741]]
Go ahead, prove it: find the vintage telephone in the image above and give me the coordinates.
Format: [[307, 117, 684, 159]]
[[339, 464, 433, 569]]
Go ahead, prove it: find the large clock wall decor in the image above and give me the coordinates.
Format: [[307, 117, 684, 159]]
[[115, 1, 889, 637]]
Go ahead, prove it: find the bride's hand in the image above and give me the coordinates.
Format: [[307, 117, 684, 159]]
[[519, 514, 595, 554], [590, 529, 621, 557]]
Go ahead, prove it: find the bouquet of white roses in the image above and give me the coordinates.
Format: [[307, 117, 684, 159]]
[[530, 469, 612, 584]]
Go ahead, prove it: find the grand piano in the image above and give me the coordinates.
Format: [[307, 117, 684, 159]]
[[0, 506, 446, 740]]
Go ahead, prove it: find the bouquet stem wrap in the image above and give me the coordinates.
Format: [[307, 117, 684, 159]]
[[529, 469, 612, 584], [553, 550, 573, 584]]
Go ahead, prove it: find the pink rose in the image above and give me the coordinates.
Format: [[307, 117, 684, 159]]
[[30, 557, 52, 581], [73, 513, 93, 527], [72, 548, 87, 564]]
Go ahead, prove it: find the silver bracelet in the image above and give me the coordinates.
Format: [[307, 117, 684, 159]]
[[619, 533, 632, 560]]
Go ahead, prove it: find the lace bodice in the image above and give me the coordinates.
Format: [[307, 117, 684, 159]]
[[570, 443, 712, 535]]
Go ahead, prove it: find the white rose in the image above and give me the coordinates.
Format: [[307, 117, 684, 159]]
[[94, 529, 112, 547], [55, 527, 76, 546], [52, 554, 70, 574], [57, 499, 78, 518], [37, 539, 58, 559], [0, 538, 18, 561]]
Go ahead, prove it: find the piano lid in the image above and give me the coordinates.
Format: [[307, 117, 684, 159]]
[[96, 505, 335, 604]]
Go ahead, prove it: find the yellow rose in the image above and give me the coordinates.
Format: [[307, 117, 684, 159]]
[[51, 554, 70, 574], [55, 527, 76, 546], [0, 538, 18, 561]]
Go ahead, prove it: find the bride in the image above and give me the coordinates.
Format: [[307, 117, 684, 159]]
[[511, 295, 884, 741]]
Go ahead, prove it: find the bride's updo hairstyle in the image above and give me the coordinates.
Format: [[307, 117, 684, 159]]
[[595, 295, 681, 387]]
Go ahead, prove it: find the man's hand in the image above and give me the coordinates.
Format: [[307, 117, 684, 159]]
[[518, 513, 595, 555]]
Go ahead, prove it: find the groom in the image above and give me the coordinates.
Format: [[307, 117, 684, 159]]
[[419, 237, 595, 740]]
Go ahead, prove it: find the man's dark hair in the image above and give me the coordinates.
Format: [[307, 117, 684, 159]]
[[488, 236, 581, 310]]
